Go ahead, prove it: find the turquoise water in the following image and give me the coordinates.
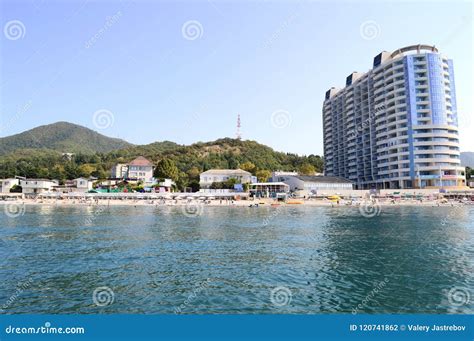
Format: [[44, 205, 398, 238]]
[[0, 205, 473, 314]]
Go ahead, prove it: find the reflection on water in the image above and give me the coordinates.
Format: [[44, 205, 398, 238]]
[[0, 205, 473, 314]]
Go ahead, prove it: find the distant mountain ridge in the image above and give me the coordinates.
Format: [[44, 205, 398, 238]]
[[0, 122, 133, 156], [461, 152, 474, 167]]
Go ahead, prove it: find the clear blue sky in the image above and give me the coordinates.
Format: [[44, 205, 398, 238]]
[[1, 0, 472, 155]]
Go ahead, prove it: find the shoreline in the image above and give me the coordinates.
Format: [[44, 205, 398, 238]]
[[1, 198, 472, 208]]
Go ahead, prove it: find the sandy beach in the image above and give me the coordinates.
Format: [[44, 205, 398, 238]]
[[2, 197, 472, 208]]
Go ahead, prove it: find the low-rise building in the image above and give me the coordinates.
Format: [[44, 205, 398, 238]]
[[110, 156, 155, 185], [53, 178, 96, 193], [73, 178, 94, 192], [111, 163, 128, 178], [250, 182, 290, 198], [199, 169, 254, 189], [0, 178, 20, 193], [271, 171, 298, 182], [127, 156, 154, 184], [278, 175, 353, 193], [20, 179, 58, 194], [271, 171, 324, 182], [153, 178, 175, 193]]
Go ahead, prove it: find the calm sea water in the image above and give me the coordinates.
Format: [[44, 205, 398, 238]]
[[0, 204, 473, 314]]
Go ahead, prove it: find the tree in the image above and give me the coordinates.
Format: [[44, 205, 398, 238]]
[[210, 181, 223, 189], [78, 164, 95, 178], [186, 166, 201, 181], [64, 162, 80, 179], [189, 180, 200, 192], [91, 166, 108, 180], [307, 154, 324, 173], [466, 167, 473, 179], [239, 161, 256, 174], [153, 159, 179, 181], [10, 185, 22, 193], [176, 171, 189, 191], [256, 169, 271, 182], [223, 178, 238, 189], [50, 165, 66, 181], [36, 167, 49, 179], [299, 163, 316, 175]]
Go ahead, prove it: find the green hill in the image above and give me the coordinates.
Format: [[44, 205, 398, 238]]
[[105, 137, 323, 175], [0, 123, 323, 188], [0, 121, 132, 156]]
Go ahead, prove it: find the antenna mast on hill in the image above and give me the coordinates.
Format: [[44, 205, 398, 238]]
[[236, 114, 242, 140]]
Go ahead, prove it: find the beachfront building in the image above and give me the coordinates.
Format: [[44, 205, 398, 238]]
[[154, 178, 175, 193], [249, 182, 290, 198], [323, 44, 466, 189], [0, 178, 19, 193], [52, 178, 94, 193], [270, 171, 298, 182], [127, 156, 154, 184], [20, 179, 58, 194], [110, 163, 128, 179], [73, 178, 94, 192], [271, 171, 325, 182], [110, 156, 155, 186], [277, 175, 353, 193], [199, 169, 256, 189]]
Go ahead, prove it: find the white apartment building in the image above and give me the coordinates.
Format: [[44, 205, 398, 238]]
[[110, 156, 155, 186], [127, 156, 154, 184], [199, 169, 255, 189], [110, 163, 128, 178], [323, 44, 466, 189]]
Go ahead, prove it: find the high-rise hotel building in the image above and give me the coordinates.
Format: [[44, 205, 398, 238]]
[[322, 44, 466, 189]]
